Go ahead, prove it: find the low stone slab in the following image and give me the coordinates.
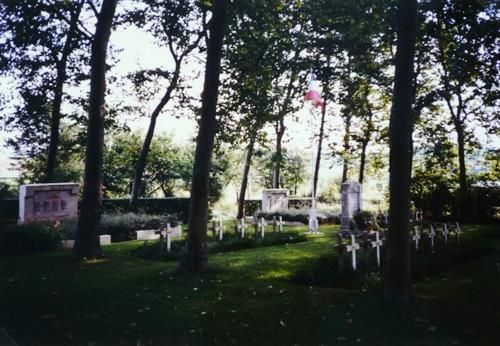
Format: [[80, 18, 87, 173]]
[[99, 234, 111, 245], [136, 230, 160, 241], [61, 235, 112, 249], [0, 326, 18, 346], [61, 240, 75, 249]]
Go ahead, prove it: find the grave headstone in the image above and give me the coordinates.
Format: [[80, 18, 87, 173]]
[[455, 221, 461, 242], [346, 234, 360, 271], [262, 189, 289, 213], [273, 216, 284, 232], [413, 226, 421, 251], [259, 217, 267, 238], [19, 183, 79, 224], [443, 223, 449, 245], [371, 231, 383, 267], [429, 224, 436, 253], [340, 181, 363, 233]]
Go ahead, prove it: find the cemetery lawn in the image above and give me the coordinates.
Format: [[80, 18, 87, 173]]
[[1, 224, 499, 346]]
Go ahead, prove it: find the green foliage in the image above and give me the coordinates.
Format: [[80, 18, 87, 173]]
[[0, 181, 17, 198], [103, 132, 192, 198], [133, 231, 308, 262], [251, 148, 309, 193], [258, 209, 340, 225], [0, 222, 62, 255], [352, 210, 380, 231]]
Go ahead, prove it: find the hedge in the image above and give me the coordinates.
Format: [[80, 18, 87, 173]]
[[0, 197, 190, 224], [243, 198, 313, 216]]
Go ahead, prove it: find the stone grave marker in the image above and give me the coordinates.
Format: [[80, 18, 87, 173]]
[[262, 189, 289, 213], [340, 181, 362, 233], [259, 217, 267, 238], [19, 183, 79, 224], [429, 224, 436, 253], [442, 223, 449, 245], [346, 234, 360, 271], [455, 221, 461, 243], [412, 226, 421, 251], [273, 216, 284, 232], [371, 231, 383, 267]]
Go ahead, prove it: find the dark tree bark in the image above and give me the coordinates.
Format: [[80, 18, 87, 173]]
[[455, 120, 468, 221], [384, 0, 417, 301], [44, 1, 84, 183], [178, 0, 227, 273], [313, 96, 327, 196], [341, 114, 352, 183], [273, 118, 285, 189], [236, 132, 256, 219], [358, 139, 368, 184], [129, 63, 181, 211], [73, 0, 117, 259]]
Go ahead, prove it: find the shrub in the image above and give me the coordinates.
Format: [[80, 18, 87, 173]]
[[257, 208, 340, 225], [352, 210, 381, 231], [0, 222, 62, 255], [133, 231, 308, 261], [100, 213, 178, 242]]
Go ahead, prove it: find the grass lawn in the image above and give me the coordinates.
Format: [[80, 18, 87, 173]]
[[1, 224, 499, 345]]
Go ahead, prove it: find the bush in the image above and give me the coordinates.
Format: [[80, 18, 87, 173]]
[[100, 213, 179, 242], [133, 231, 308, 262], [292, 238, 495, 289], [257, 209, 340, 225], [352, 210, 381, 231], [0, 222, 62, 255], [102, 198, 189, 222]]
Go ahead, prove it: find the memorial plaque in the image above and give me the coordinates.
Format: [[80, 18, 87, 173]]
[[262, 189, 289, 213], [340, 181, 363, 233], [19, 183, 79, 224]]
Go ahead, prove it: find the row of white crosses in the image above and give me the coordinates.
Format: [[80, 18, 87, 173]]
[[343, 221, 462, 271], [344, 231, 384, 270], [210, 216, 285, 241], [412, 222, 462, 253]]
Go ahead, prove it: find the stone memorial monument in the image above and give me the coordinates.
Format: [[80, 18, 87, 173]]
[[340, 181, 362, 233], [261, 189, 289, 213], [19, 183, 79, 224]]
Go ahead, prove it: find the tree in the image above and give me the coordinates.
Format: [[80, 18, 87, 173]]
[[126, 0, 206, 211], [423, 0, 499, 221], [0, 0, 93, 182], [384, 0, 417, 301], [73, 0, 117, 260], [178, 0, 227, 273]]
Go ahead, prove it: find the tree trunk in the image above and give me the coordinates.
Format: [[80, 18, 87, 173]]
[[44, 1, 84, 183], [236, 133, 256, 219], [129, 65, 181, 211], [313, 98, 327, 196], [455, 121, 468, 221], [341, 114, 351, 183], [273, 118, 285, 188], [178, 0, 226, 273], [73, 0, 117, 260], [384, 0, 417, 302], [358, 140, 368, 184]]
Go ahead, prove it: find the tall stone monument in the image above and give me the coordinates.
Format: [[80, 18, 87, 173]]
[[19, 183, 79, 224], [340, 181, 362, 233], [262, 189, 289, 213]]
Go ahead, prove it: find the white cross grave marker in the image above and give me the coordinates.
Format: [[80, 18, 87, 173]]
[[346, 234, 360, 271], [429, 224, 436, 253], [370, 231, 383, 267], [160, 223, 172, 253], [218, 220, 225, 241], [413, 226, 421, 250], [235, 219, 246, 238], [455, 221, 461, 243], [260, 217, 267, 238], [274, 216, 284, 232], [443, 223, 449, 245]]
